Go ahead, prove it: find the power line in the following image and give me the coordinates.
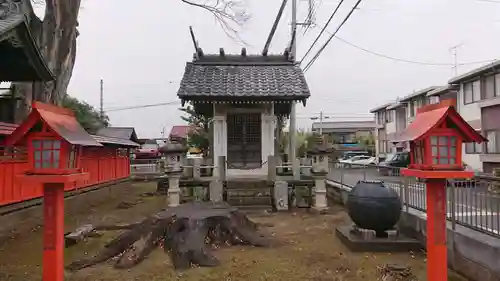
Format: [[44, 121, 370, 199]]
[[335, 35, 496, 66], [299, 0, 346, 64], [105, 101, 180, 112], [323, 30, 497, 66], [303, 0, 363, 72]]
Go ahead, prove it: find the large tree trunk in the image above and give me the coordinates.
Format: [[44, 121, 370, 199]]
[[66, 201, 272, 271], [12, 0, 81, 123]]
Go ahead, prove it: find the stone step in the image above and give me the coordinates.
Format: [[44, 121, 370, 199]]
[[234, 205, 273, 213], [226, 181, 269, 190], [227, 196, 271, 206]]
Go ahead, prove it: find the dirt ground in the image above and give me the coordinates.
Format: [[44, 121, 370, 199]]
[[0, 182, 466, 281]]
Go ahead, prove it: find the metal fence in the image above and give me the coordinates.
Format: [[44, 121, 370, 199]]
[[328, 162, 500, 238], [130, 158, 163, 180]]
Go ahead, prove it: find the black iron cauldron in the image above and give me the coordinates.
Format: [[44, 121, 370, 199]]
[[347, 180, 402, 237]]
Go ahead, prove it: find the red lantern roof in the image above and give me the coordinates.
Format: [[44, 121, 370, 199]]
[[394, 104, 487, 143], [3, 102, 103, 147]]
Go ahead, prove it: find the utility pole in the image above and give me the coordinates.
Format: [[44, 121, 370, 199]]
[[310, 110, 329, 135], [99, 79, 104, 119], [449, 43, 464, 76], [289, 0, 299, 179]]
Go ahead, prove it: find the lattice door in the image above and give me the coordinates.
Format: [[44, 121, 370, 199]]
[[227, 113, 262, 169]]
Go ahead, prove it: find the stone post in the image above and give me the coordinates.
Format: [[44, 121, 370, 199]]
[[166, 165, 182, 207], [267, 155, 277, 182], [274, 180, 289, 211], [193, 157, 202, 180], [182, 157, 190, 178], [293, 158, 301, 180], [210, 156, 226, 202], [312, 154, 329, 211]]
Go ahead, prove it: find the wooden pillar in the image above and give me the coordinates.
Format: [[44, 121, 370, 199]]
[[426, 179, 448, 281], [43, 183, 65, 281]]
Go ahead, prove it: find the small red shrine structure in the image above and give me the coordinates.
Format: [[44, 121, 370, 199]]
[[4, 102, 103, 281], [395, 101, 487, 281]]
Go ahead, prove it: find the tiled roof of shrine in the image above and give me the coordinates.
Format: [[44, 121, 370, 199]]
[[177, 53, 310, 101]]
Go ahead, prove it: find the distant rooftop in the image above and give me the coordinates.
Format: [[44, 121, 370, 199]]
[[369, 102, 393, 113], [449, 60, 500, 84], [169, 125, 192, 139], [399, 86, 440, 102], [427, 84, 459, 97], [312, 120, 376, 130]]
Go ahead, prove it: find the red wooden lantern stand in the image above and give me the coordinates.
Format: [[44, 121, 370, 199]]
[[22, 174, 88, 281], [401, 170, 473, 281], [3, 102, 103, 280], [394, 101, 487, 281]]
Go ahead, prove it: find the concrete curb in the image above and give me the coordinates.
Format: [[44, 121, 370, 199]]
[[325, 179, 500, 281]]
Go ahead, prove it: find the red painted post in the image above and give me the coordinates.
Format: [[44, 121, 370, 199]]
[[425, 179, 448, 281], [43, 183, 65, 281]]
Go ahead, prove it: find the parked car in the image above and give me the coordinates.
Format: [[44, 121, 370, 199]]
[[339, 151, 370, 161], [135, 143, 161, 159], [339, 155, 377, 168], [377, 151, 410, 176]]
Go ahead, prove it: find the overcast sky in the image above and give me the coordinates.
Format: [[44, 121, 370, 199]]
[[61, 0, 500, 138]]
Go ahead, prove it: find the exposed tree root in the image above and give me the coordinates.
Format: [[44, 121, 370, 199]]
[[66, 201, 272, 271]]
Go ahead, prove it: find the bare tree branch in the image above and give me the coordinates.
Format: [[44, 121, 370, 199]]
[[181, 0, 250, 44]]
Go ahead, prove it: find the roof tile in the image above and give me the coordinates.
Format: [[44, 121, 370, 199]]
[[177, 54, 310, 100]]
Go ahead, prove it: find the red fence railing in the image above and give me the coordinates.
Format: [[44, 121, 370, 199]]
[[0, 146, 131, 206]]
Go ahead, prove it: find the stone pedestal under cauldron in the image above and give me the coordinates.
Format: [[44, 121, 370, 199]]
[[335, 180, 421, 252]]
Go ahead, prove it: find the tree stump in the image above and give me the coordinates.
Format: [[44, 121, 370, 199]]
[[67, 201, 272, 271]]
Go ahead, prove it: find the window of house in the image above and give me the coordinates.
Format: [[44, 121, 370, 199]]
[[486, 130, 499, 153], [387, 110, 394, 123], [428, 96, 439, 104], [464, 82, 473, 104], [377, 112, 385, 125], [465, 130, 483, 154], [464, 80, 482, 104], [409, 102, 415, 117], [379, 139, 386, 153], [495, 74, 500, 97], [473, 80, 481, 102], [485, 75, 496, 99]]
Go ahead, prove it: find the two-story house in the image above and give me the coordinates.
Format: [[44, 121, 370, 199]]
[[449, 60, 500, 172], [399, 86, 440, 127], [372, 87, 440, 155], [370, 102, 393, 161], [386, 101, 407, 152], [311, 120, 376, 152], [426, 84, 459, 105]]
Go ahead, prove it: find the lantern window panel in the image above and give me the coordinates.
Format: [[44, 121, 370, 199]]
[[430, 135, 458, 165], [33, 139, 62, 169]]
